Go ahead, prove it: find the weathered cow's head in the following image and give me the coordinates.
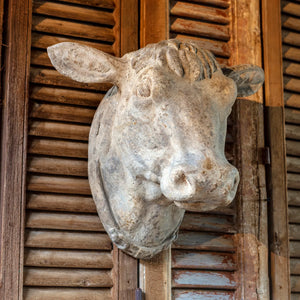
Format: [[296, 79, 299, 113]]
[[48, 40, 264, 258]]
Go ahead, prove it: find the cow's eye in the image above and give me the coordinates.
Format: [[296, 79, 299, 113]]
[[136, 77, 152, 98]]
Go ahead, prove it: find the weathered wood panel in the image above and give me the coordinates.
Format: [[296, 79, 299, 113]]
[[172, 250, 236, 270], [24, 249, 113, 269], [30, 86, 102, 107], [172, 289, 234, 300], [180, 213, 235, 233], [23, 268, 113, 287], [23, 288, 112, 300], [172, 270, 237, 289], [27, 175, 91, 195], [25, 230, 111, 250], [30, 102, 95, 124], [28, 138, 88, 158], [172, 232, 235, 252], [31, 32, 114, 54], [33, 1, 115, 26], [26, 211, 103, 231], [26, 193, 96, 212]]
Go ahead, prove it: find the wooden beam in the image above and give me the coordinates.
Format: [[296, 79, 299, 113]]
[[0, 0, 32, 298], [140, 0, 169, 47], [262, 0, 290, 299], [139, 1, 171, 299], [111, 1, 139, 299], [231, 0, 269, 299]]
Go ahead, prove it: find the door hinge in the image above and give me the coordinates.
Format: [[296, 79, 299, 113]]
[[259, 147, 271, 165]]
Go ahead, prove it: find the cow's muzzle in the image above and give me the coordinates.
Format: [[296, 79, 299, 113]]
[[160, 161, 239, 212]]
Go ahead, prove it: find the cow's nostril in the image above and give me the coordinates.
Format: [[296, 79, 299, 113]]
[[173, 171, 187, 185]]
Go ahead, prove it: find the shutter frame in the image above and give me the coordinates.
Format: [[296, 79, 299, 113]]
[[0, 0, 32, 298]]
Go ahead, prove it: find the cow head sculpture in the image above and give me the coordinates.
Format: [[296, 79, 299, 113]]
[[48, 40, 264, 259]]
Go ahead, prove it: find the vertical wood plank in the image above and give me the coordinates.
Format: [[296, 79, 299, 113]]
[[140, 0, 169, 47], [0, 0, 32, 298], [111, 0, 139, 299], [262, 0, 290, 299], [230, 0, 269, 299], [140, 249, 171, 300], [139, 1, 171, 298]]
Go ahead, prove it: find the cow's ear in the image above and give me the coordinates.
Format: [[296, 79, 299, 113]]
[[222, 64, 264, 97], [47, 42, 125, 85]]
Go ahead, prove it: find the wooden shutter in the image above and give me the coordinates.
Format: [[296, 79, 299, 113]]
[[282, 1, 300, 299], [169, 1, 239, 299], [24, 1, 118, 298], [140, 0, 268, 299]]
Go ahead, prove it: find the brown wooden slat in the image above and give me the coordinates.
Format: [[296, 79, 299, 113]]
[[282, 30, 300, 47], [284, 62, 300, 77], [283, 46, 300, 62], [180, 213, 235, 233], [30, 102, 95, 124], [284, 76, 300, 93], [285, 108, 300, 124], [28, 138, 88, 158], [188, 0, 230, 8], [287, 140, 300, 156], [172, 232, 235, 251], [26, 211, 103, 231], [283, 16, 300, 32], [289, 207, 300, 223], [25, 230, 111, 250], [172, 269, 236, 289], [172, 250, 236, 270], [289, 190, 300, 206], [55, 0, 115, 9], [284, 93, 300, 109], [33, 1, 115, 26], [288, 173, 300, 189], [27, 193, 96, 212], [171, 34, 230, 57], [29, 121, 90, 141], [30, 86, 102, 107], [32, 16, 115, 42], [24, 249, 112, 269], [172, 289, 234, 300], [286, 124, 300, 140], [30, 68, 112, 91], [290, 224, 300, 240], [290, 241, 300, 257], [170, 2, 229, 25], [23, 267, 112, 287], [31, 49, 52, 66], [24, 287, 112, 300], [287, 156, 300, 173], [27, 175, 91, 195], [28, 157, 88, 177], [282, 1, 300, 18], [291, 258, 300, 275], [291, 276, 300, 292], [31, 32, 114, 54], [170, 18, 230, 41]]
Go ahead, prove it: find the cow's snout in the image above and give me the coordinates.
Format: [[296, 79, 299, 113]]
[[160, 158, 239, 211]]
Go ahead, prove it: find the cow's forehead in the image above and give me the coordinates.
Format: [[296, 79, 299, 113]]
[[123, 39, 221, 82]]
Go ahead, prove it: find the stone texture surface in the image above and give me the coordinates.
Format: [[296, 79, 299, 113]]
[[47, 40, 264, 259]]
